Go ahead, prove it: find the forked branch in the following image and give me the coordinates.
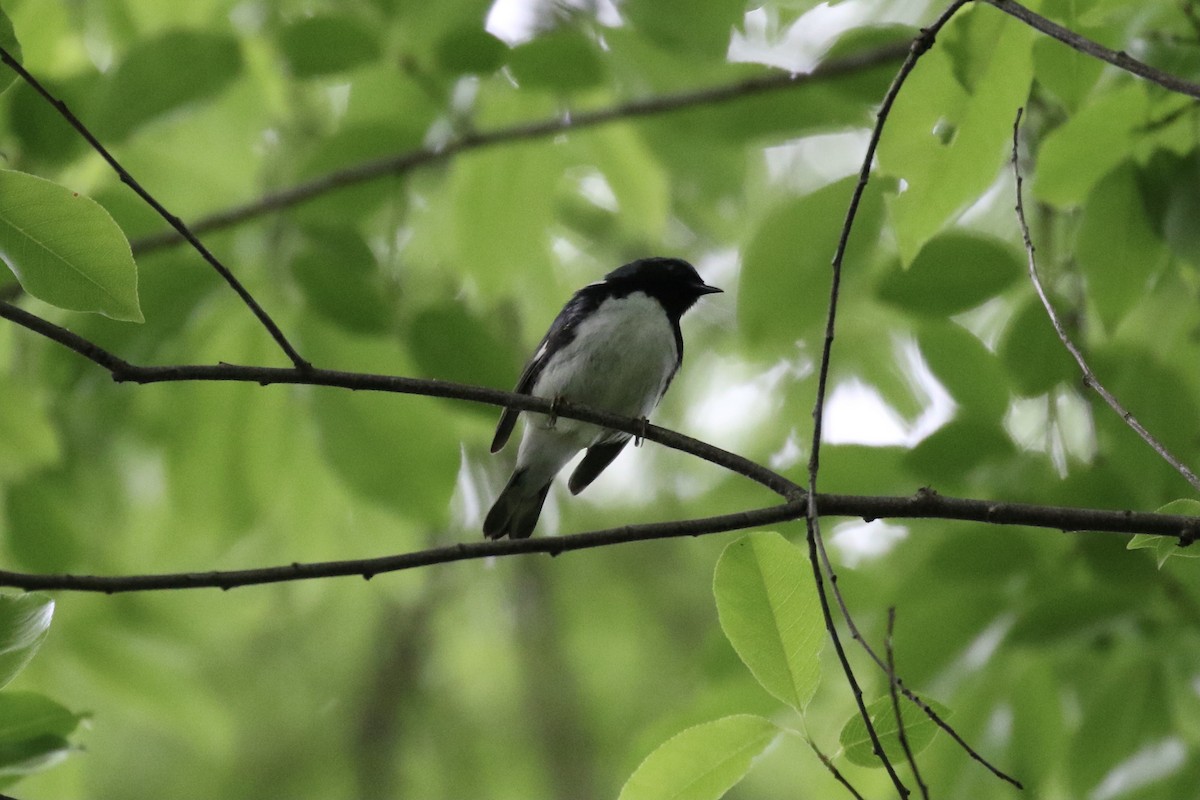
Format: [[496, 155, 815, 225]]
[[1009, 107, 1200, 495]]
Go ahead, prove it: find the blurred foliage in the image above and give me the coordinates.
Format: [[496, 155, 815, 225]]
[[1, 0, 1200, 797]]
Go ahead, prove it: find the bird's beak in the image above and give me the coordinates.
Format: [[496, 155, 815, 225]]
[[696, 282, 723, 295]]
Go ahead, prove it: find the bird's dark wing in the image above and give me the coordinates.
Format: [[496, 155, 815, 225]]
[[483, 467, 553, 539], [490, 286, 605, 453], [567, 439, 630, 494], [656, 319, 685, 399], [490, 346, 546, 453]]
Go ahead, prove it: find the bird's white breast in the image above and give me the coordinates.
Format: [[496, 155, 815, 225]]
[[530, 291, 677, 430]]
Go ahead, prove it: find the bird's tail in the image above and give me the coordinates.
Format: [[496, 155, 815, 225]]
[[483, 468, 552, 540]]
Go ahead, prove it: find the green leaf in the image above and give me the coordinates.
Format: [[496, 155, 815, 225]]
[[408, 300, 523, 396], [1127, 500, 1200, 567], [821, 322, 929, 423], [997, 294, 1076, 396], [433, 25, 507, 75], [0, 7, 22, 95], [1007, 658, 1066, 783], [1165, 637, 1200, 747], [0, 594, 54, 690], [823, 23, 916, 63], [713, 533, 824, 712], [632, 56, 892, 149], [312, 386, 459, 521], [1032, 36, 1104, 113], [877, 231, 1023, 317], [8, 73, 96, 165], [0, 382, 60, 481], [1075, 164, 1168, 331], [738, 176, 884, 347], [1066, 648, 1170, 796], [1009, 588, 1132, 645], [305, 323, 460, 522], [1033, 81, 1148, 208], [94, 30, 243, 141], [289, 227, 394, 335], [817, 444, 910, 496], [903, 417, 1014, 488], [915, 321, 1010, 422], [618, 715, 780, 800], [293, 123, 421, 225], [839, 695, 952, 768], [5, 468, 90, 573], [0, 170, 143, 321], [587, 125, 671, 242], [424, 137, 563, 293], [0, 691, 81, 745], [878, 8, 1035, 262], [278, 14, 382, 78], [340, 65, 441, 130], [508, 31, 604, 92], [622, 0, 745, 59], [0, 692, 82, 778], [0, 736, 71, 779], [1136, 148, 1200, 267]]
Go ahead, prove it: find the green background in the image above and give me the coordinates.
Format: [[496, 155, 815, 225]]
[[3, 0, 1200, 797]]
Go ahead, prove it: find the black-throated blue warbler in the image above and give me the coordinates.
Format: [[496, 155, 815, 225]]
[[484, 257, 721, 539]]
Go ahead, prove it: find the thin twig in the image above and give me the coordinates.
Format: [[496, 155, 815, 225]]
[[0, 298, 799, 499], [11, 292, 1196, 539], [806, 736, 867, 800], [804, 3, 976, 796], [0, 301, 133, 373], [984, 0, 1200, 99], [1009, 107, 1200, 495], [887, 608, 930, 800], [121, 0, 1200, 256], [1, 487, 1197, 592], [3, 300, 1200, 598], [126, 41, 910, 254], [802, 0, 1200, 788], [0, 46, 311, 371], [803, 522, 910, 796], [0, 502, 806, 593], [811, 527, 1023, 787]]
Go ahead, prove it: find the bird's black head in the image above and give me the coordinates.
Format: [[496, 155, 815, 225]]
[[603, 257, 722, 319]]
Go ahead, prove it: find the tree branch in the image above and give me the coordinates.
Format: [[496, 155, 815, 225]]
[[0, 502, 807, 593], [984, 0, 1200, 99], [801, 0, 1200, 788], [1009, 108, 1200, 494], [805, 735, 867, 800], [1, 488, 1198, 593], [7, 8, 1200, 789], [0, 301, 133, 373], [11, 301, 1192, 532], [887, 608, 930, 800], [812, 511, 1019, 788], [126, 41, 910, 255], [0, 299, 798, 499], [0, 45, 311, 371], [804, 3, 976, 795], [3, 300, 1199, 601]]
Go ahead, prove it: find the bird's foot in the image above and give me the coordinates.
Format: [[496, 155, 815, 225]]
[[547, 395, 563, 428], [634, 416, 649, 446]]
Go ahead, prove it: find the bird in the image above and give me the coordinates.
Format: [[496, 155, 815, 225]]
[[483, 257, 721, 539]]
